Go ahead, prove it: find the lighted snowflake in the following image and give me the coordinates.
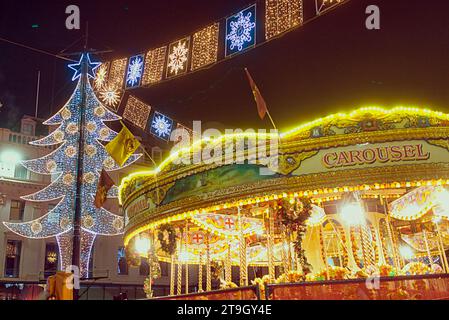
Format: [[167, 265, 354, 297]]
[[168, 40, 189, 76], [150, 112, 173, 140], [126, 55, 144, 87], [226, 6, 256, 54], [100, 86, 121, 107], [94, 64, 108, 90]]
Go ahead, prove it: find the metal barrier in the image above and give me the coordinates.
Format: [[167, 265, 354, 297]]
[[152, 285, 260, 300], [266, 274, 449, 300]]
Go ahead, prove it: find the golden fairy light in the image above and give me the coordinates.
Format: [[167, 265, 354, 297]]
[[265, 0, 303, 40], [191, 23, 219, 71], [142, 46, 167, 86]]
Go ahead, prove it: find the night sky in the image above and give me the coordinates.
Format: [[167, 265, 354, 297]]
[[1, 0, 449, 137]]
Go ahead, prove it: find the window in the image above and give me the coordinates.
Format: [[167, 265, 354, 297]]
[[44, 243, 58, 277], [139, 257, 149, 276], [117, 247, 128, 275], [22, 123, 34, 136], [4, 240, 21, 278], [14, 165, 28, 180], [10, 200, 25, 221]]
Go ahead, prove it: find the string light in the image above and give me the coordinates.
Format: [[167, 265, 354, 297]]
[[191, 23, 219, 71], [167, 37, 190, 77], [123, 96, 152, 130], [265, 0, 303, 40], [108, 58, 127, 89], [142, 46, 167, 86]]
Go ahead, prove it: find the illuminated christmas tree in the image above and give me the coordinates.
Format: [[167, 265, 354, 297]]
[[3, 54, 141, 277]]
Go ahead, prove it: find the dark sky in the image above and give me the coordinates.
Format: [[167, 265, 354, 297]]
[[1, 0, 449, 135]]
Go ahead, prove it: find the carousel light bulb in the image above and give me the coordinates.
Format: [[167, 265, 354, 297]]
[[340, 202, 366, 226], [135, 236, 150, 256], [399, 245, 414, 260]]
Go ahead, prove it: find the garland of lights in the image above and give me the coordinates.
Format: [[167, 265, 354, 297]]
[[101, 0, 353, 90]]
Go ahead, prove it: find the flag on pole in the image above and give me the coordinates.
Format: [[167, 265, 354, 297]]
[[244, 68, 268, 120], [94, 169, 115, 208], [105, 124, 141, 166]]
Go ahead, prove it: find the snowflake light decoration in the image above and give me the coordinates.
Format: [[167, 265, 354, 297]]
[[167, 38, 190, 77], [150, 111, 174, 141], [94, 63, 109, 90], [225, 5, 257, 57], [126, 54, 144, 88], [100, 85, 121, 109]]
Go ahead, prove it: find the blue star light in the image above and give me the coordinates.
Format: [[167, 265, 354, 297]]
[[149, 111, 174, 141], [68, 53, 101, 81], [225, 5, 257, 57]]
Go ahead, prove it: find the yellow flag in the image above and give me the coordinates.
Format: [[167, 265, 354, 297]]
[[105, 125, 140, 166]]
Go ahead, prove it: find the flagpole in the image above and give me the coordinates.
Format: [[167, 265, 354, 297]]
[[266, 111, 277, 131]]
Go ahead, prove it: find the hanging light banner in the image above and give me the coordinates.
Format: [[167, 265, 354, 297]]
[[149, 111, 174, 141], [126, 54, 145, 89], [99, 0, 349, 90], [225, 4, 257, 57]]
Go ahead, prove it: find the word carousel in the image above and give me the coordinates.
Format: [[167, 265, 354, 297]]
[[120, 107, 449, 300]]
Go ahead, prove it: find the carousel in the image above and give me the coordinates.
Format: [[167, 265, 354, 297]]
[[119, 107, 449, 300]]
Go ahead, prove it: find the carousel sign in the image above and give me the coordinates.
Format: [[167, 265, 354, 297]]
[[322, 144, 430, 168]]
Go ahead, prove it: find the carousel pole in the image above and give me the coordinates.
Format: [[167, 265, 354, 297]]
[[177, 233, 183, 295], [423, 229, 433, 266], [148, 231, 154, 297], [434, 220, 449, 272], [267, 208, 275, 280], [225, 244, 232, 283], [170, 254, 176, 296], [238, 206, 248, 286], [383, 197, 401, 270], [184, 222, 189, 294], [281, 227, 289, 275], [206, 234, 211, 291], [360, 224, 375, 267], [198, 254, 203, 292], [320, 224, 330, 280]]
